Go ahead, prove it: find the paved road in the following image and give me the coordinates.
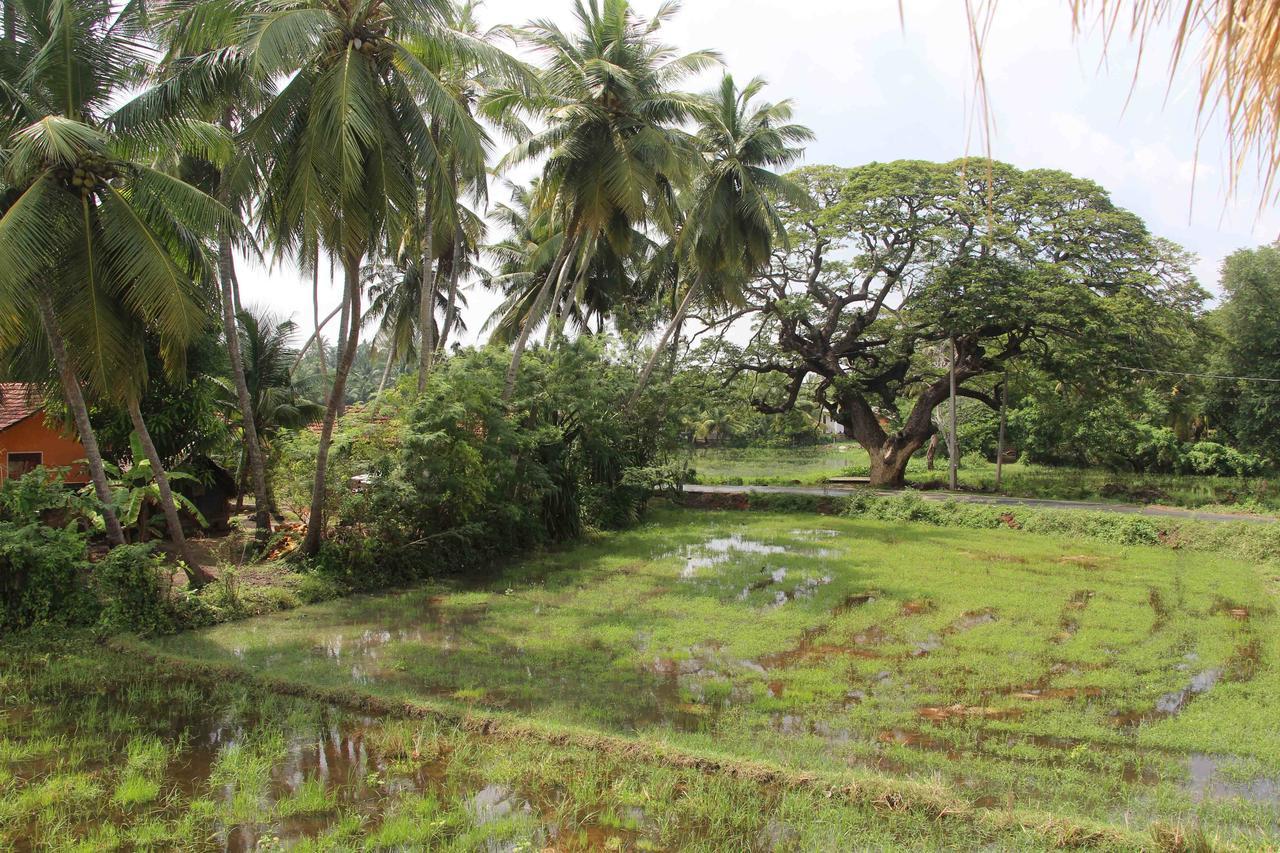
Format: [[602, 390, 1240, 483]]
[[682, 483, 1278, 524]]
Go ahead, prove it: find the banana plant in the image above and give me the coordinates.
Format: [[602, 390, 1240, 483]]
[[99, 434, 208, 543]]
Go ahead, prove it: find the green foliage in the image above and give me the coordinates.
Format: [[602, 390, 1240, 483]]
[[0, 514, 96, 633], [0, 470, 98, 632], [92, 545, 176, 636], [0, 470, 211, 636], [1208, 244, 1280, 458], [305, 340, 687, 591], [732, 159, 1209, 483], [1010, 397, 1264, 476], [839, 493, 1280, 562]]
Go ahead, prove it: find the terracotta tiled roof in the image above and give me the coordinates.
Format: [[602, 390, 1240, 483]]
[[0, 383, 42, 432]]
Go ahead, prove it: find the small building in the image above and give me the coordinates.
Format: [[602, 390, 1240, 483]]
[[0, 383, 89, 485]]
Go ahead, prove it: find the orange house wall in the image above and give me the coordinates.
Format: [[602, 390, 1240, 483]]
[[0, 413, 89, 484]]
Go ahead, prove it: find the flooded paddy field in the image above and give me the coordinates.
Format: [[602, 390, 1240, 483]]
[[7, 508, 1279, 848], [2, 637, 1084, 851]]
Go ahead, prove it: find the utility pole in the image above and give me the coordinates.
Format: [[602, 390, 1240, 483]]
[[948, 338, 959, 491], [995, 369, 1007, 490]]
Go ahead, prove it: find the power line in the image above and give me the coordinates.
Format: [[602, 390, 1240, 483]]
[[1114, 365, 1280, 384]]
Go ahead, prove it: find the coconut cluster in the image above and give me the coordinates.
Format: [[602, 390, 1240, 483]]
[[58, 155, 121, 198], [349, 18, 389, 59]]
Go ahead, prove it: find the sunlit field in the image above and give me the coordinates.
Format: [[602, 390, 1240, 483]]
[[687, 446, 1280, 512]]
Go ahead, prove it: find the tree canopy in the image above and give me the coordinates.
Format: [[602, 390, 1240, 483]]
[[729, 159, 1207, 485]]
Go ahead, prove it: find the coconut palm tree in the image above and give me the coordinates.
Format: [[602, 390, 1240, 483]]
[[231, 308, 323, 511], [484, 179, 655, 343], [124, 0, 281, 548], [404, 1, 525, 388], [497, 0, 719, 401], [236, 0, 526, 556], [630, 74, 812, 401], [0, 0, 229, 583], [363, 236, 475, 396]]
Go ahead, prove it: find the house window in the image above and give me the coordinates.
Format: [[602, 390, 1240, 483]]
[[7, 452, 42, 479]]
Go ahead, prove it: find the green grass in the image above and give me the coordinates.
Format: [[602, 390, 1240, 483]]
[[687, 445, 1280, 512], [142, 508, 1280, 847]]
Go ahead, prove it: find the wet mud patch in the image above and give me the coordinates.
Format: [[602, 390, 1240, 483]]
[[757, 594, 882, 670], [916, 704, 1023, 722], [1052, 590, 1094, 644], [1058, 555, 1109, 569], [911, 610, 998, 657], [1211, 598, 1266, 622], [900, 600, 935, 617], [1148, 588, 1171, 632], [963, 550, 1028, 565], [1225, 637, 1262, 682]]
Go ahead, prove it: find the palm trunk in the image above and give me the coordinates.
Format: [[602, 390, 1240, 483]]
[[291, 303, 343, 373], [313, 252, 328, 382], [300, 249, 363, 558], [127, 398, 212, 588], [550, 249, 590, 343], [629, 279, 699, 405], [437, 224, 464, 355], [335, 273, 350, 377], [36, 294, 126, 546], [417, 191, 438, 390], [503, 234, 577, 402], [376, 343, 395, 396], [218, 232, 271, 545]]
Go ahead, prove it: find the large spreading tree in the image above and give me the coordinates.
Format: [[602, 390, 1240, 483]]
[[729, 159, 1204, 486]]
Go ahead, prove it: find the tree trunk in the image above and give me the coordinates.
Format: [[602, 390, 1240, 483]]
[[218, 231, 271, 545], [36, 294, 126, 546], [925, 434, 938, 471], [335, 261, 350, 366], [948, 338, 959, 490], [313, 253, 328, 382], [996, 377, 1007, 490], [127, 398, 213, 588], [376, 343, 395, 396], [417, 190, 437, 391], [865, 436, 927, 488], [629, 279, 698, 405], [548, 241, 589, 344], [291, 303, 343, 374], [437, 224, 464, 354], [300, 249, 363, 558], [503, 234, 577, 402]]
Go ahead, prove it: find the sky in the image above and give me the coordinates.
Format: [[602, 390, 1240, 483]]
[[236, 0, 1280, 345]]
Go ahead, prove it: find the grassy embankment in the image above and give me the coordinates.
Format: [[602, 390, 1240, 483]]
[[91, 507, 1280, 849], [686, 446, 1280, 513]]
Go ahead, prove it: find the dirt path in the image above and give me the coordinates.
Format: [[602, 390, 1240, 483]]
[[682, 484, 1278, 524]]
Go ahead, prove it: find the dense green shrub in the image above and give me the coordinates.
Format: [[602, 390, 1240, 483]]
[[1008, 399, 1266, 477], [304, 339, 691, 590], [0, 519, 97, 632], [0, 470, 100, 632], [92, 544, 176, 636]]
